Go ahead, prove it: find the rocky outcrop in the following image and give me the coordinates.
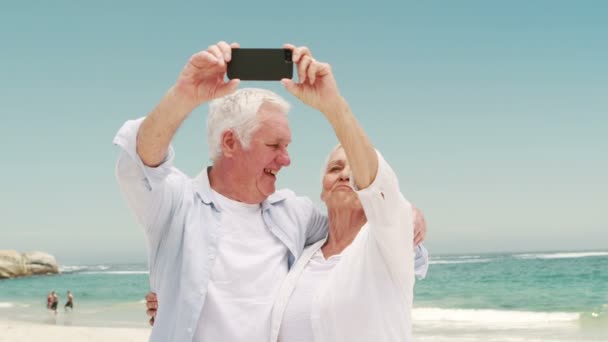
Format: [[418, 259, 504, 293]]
[[0, 250, 59, 279]]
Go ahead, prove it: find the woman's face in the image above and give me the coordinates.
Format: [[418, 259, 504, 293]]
[[320, 147, 362, 210]]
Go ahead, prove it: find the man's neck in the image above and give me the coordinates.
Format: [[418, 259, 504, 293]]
[[208, 161, 264, 204]]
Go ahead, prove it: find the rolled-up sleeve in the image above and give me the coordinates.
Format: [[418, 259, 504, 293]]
[[414, 245, 430, 280], [113, 118, 186, 237], [355, 151, 415, 292]]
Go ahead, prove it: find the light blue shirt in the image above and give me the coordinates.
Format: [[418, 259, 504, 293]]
[[114, 118, 429, 342]]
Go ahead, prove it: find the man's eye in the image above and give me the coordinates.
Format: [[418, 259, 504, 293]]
[[266, 144, 279, 149], [329, 166, 341, 172]]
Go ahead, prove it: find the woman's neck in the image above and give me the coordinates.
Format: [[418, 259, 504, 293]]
[[322, 207, 367, 258]]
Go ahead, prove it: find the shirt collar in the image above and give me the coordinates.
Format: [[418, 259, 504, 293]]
[[193, 166, 288, 211]]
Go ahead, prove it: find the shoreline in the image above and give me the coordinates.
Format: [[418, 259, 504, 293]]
[[0, 319, 150, 342]]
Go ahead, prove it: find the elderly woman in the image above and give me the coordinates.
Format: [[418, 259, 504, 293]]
[[270, 143, 416, 342], [267, 51, 418, 342]]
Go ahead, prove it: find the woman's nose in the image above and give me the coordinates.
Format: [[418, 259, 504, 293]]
[[338, 167, 350, 181]]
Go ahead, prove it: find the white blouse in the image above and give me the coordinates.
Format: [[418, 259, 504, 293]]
[[271, 151, 416, 342]]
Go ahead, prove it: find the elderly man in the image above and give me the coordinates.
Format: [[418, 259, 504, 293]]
[[115, 41, 428, 342]]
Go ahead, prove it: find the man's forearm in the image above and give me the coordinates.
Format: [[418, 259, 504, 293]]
[[137, 87, 198, 167]]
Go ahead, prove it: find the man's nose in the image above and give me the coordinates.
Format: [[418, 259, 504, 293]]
[[277, 150, 291, 167]]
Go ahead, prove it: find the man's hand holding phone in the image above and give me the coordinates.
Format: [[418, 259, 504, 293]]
[[172, 41, 241, 107]]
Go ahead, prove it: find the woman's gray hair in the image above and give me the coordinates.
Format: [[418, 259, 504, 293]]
[[320, 143, 344, 182], [207, 88, 290, 160]]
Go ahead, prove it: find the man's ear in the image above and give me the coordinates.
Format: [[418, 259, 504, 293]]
[[220, 130, 239, 157]]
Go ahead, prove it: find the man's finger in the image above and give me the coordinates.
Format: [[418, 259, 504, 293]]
[[207, 45, 225, 66], [189, 51, 219, 69], [217, 79, 240, 98], [217, 41, 232, 61], [414, 231, 423, 246]]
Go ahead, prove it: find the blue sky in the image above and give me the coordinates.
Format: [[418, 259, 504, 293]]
[[1, 1, 606, 264]]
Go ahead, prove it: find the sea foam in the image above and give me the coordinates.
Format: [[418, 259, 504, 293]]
[[413, 307, 579, 324], [60, 265, 110, 273], [430, 259, 492, 265], [80, 271, 149, 275], [514, 252, 608, 260]]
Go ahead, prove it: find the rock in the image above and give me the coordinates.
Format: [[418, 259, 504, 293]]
[[0, 250, 59, 279], [0, 250, 25, 279]]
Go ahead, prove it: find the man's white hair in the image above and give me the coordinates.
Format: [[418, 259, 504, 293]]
[[207, 88, 290, 160]]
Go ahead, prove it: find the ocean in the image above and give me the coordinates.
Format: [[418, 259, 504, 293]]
[[1, 250, 606, 341]]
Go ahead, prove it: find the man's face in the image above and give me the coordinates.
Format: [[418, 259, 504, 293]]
[[234, 103, 292, 203], [320, 147, 362, 209]]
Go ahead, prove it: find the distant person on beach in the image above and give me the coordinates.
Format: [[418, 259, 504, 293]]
[[64, 290, 74, 311], [46, 291, 52, 310], [48, 291, 58, 314], [115, 41, 429, 341], [143, 49, 426, 341]]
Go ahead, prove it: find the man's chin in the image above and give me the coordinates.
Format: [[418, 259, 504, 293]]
[[263, 186, 276, 197], [258, 182, 277, 199]]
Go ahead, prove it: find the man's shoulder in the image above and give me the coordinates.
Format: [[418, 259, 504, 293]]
[[266, 188, 319, 218], [265, 189, 324, 237], [268, 188, 313, 205]]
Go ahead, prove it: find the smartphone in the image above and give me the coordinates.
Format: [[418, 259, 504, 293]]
[[227, 48, 293, 81]]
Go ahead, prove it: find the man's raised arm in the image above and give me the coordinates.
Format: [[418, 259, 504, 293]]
[[137, 41, 241, 166]]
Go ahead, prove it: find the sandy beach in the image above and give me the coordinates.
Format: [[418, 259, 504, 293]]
[[0, 319, 150, 342]]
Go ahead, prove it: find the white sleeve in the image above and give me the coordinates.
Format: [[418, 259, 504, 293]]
[[414, 245, 430, 280], [354, 151, 415, 290], [113, 118, 187, 238]]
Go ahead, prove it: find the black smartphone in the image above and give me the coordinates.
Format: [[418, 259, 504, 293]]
[[227, 48, 293, 81]]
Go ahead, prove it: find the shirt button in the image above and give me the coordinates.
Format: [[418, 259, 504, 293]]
[[199, 288, 206, 295], [187, 328, 193, 334]]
